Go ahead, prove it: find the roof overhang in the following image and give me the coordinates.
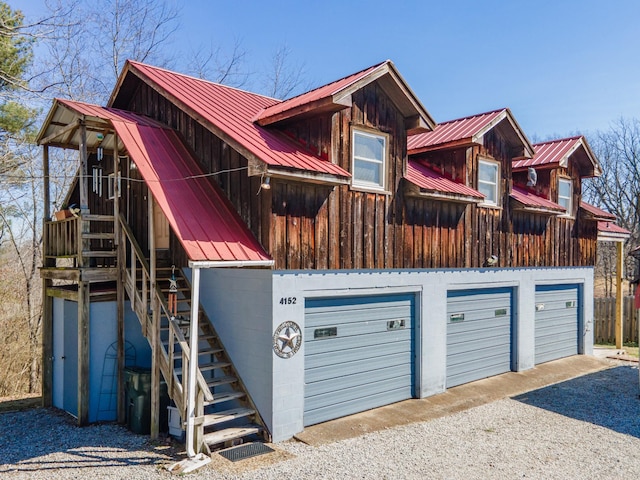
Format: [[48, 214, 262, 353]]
[[404, 159, 485, 204], [509, 186, 565, 216], [255, 61, 436, 134], [408, 108, 534, 158], [513, 136, 603, 178], [37, 99, 122, 153], [597, 221, 631, 242], [579, 202, 616, 222]]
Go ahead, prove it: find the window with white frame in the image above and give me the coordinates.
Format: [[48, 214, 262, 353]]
[[558, 178, 572, 214], [107, 172, 121, 200], [478, 159, 500, 205], [352, 129, 387, 191]]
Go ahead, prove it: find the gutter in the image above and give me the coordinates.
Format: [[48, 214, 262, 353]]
[[188, 259, 274, 269]]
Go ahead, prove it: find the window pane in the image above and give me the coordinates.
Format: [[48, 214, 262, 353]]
[[479, 162, 497, 182], [478, 182, 496, 203], [354, 159, 381, 184], [558, 180, 571, 198], [354, 133, 384, 161]]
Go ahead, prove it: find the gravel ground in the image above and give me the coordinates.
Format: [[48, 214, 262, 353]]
[[1, 361, 639, 479]]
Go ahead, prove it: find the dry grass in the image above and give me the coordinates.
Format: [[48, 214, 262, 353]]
[[0, 394, 41, 413]]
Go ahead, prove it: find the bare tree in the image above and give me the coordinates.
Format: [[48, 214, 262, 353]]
[[185, 37, 250, 87], [262, 44, 309, 99], [584, 117, 640, 294]]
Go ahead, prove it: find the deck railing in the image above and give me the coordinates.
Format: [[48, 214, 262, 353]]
[[118, 214, 212, 448], [43, 214, 116, 266]]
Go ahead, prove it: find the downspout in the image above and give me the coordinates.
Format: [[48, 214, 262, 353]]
[[185, 265, 201, 457]]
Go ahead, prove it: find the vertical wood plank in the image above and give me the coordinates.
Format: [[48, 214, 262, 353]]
[[77, 281, 90, 426]]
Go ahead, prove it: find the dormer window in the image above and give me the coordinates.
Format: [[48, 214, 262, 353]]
[[352, 128, 387, 191], [478, 158, 500, 206], [558, 177, 572, 215]]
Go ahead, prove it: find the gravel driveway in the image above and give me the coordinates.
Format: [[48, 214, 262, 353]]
[[1, 361, 638, 479]]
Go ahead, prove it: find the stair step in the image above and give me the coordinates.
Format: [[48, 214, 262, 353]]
[[204, 391, 245, 406], [202, 407, 255, 427], [174, 362, 230, 374], [199, 348, 224, 356], [206, 375, 237, 388], [202, 425, 261, 447]]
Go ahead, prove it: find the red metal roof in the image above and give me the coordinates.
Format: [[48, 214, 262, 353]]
[[408, 109, 507, 152], [513, 136, 583, 170], [47, 98, 272, 264], [124, 61, 350, 179], [255, 62, 384, 123], [597, 221, 631, 236], [112, 119, 272, 264], [580, 201, 617, 221], [405, 159, 484, 200], [510, 185, 565, 213]]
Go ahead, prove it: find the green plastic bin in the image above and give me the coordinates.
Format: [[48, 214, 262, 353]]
[[124, 367, 169, 434]]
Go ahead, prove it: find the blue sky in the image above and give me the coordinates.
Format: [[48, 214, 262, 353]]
[[19, 0, 640, 140]]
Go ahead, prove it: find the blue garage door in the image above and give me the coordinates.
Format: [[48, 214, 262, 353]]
[[447, 288, 514, 388], [535, 284, 580, 364], [304, 294, 415, 426]]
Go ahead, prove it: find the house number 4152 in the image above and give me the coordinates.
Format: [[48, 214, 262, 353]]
[[279, 297, 297, 305]]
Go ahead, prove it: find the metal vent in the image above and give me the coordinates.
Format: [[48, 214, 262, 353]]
[[218, 442, 275, 462]]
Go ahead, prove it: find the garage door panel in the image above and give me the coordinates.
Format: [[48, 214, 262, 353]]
[[535, 285, 579, 364], [305, 317, 411, 340], [304, 383, 412, 426], [306, 366, 411, 397], [305, 341, 411, 369], [448, 324, 511, 344], [304, 294, 415, 426], [446, 288, 513, 388], [447, 360, 512, 387], [305, 304, 412, 327], [306, 351, 410, 383], [447, 339, 511, 361], [305, 330, 412, 355]]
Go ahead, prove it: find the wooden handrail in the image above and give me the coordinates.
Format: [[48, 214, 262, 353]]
[[118, 213, 213, 423]]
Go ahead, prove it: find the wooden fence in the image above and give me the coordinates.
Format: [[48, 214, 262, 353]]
[[593, 296, 638, 344]]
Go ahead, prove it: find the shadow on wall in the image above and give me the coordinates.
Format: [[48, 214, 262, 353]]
[[513, 366, 640, 439]]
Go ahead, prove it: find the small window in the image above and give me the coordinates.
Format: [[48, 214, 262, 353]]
[[478, 159, 500, 205], [107, 173, 121, 200], [352, 129, 387, 191], [558, 178, 572, 215]]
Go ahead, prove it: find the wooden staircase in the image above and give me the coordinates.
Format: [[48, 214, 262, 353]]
[[119, 219, 269, 455]]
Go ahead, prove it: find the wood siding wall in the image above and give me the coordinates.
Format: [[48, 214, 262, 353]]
[[122, 78, 598, 270]]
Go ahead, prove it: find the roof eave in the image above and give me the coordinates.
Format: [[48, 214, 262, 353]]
[[254, 96, 351, 126], [474, 109, 534, 158], [408, 138, 475, 156], [189, 259, 275, 269], [249, 163, 351, 187]]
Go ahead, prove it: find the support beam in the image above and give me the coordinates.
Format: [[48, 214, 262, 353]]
[[41, 279, 53, 407], [615, 241, 624, 349], [77, 281, 90, 426], [43, 145, 50, 221], [79, 120, 89, 214], [149, 189, 160, 440], [116, 228, 125, 423]]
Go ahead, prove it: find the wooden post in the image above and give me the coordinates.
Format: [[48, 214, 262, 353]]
[[148, 189, 160, 440], [77, 280, 90, 426], [116, 225, 126, 423], [79, 120, 89, 214], [41, 145, 54, 407], [114, 135, 126, 424], [615, 241, 624, 349], [41, 278, 53, 407], [43, 145, 50, 221]]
